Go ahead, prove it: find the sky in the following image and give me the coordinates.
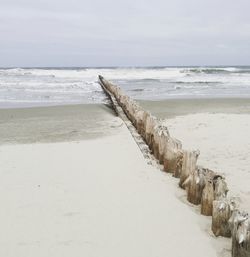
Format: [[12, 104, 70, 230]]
[[0, 0, 250, 67]]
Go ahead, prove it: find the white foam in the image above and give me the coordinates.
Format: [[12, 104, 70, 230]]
[[0, 67, 250, 107]]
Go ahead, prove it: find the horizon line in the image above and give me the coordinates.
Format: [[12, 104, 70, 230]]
[[1, 64, 250, 69]]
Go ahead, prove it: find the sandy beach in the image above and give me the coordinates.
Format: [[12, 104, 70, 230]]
[[0, 104, 230, 257], [139, 98, 250, 119], [141, 98, 250, 213], [2, 0, 250, 254], [0, 104, 120, 144]]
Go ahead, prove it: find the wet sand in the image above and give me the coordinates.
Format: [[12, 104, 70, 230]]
[[139, 98, 250, 118], [0, 104, 121, 144]]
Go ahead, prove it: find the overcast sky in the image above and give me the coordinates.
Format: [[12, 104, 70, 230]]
[[1, 0, 250, 67]]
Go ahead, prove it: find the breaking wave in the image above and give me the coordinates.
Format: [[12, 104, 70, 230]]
[[0, 66, 250, 107], [173, 81, 222, 84], [181, 67, 250, 75]]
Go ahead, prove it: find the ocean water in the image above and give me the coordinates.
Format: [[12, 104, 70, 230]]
[[1, 66, 250, 108]]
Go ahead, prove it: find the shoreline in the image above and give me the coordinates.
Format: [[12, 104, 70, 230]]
[[0, 103, 121, 145], [1, 96, 250, 111], [138, 97, 250, 118]]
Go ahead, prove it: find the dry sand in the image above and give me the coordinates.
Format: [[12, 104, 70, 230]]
[[141, 98, 250, 213], [0, 104, 230, 257], [165, 112, 250, 213]]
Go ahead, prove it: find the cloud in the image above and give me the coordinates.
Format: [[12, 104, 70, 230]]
[[0, 0, 250, 66]]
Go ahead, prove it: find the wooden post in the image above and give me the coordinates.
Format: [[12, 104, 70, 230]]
[[186, 167, 206, 205], [134, 109, 144, 135], [127, 100, 139, 126], [113, 86, 122, 101], [201, 170, 215, 216], [152, 124, 169, 163], [211, 176, 232, 237], [119, 95, 129, 110], [163, 137, 182, 173], [152, 123, 161, 160], [179, 150, 199, 189], [213, 175, 229, 200], [145, 115, 157, 151], [230, 211, 250, 257], [212, 199, 233, 237], [158, 126, 169, 164], [172, 150, 184, 178], [141, 111, 150, 140]]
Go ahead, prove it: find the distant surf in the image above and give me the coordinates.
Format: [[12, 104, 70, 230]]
[[1, 66, 250, 108]]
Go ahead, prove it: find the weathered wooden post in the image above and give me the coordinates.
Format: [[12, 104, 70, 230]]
[[99, 76, 113, 93], [134, 109, 144, 135], [200, 170, 215, 216], [158, 126, 170, 165], [127, 100, 139, 126], [212, 198, 234, 237], [172, 150, 183, 178], [152, 123, 161, 160], [113, 86, 122, 101], [124, 98, 133, 119], [229, 210, 250, 257], [179, 150, 200, 189], [163, 137, 182, 174], [185, 167, 206, 205], [210, 174, 231, 236], [213, 175, 228, 200], [116, 92, 127, 109], [152, 123, 169, 162], [123, 97, 131, 119], [120, 95, 129, 109], [125, 99, 132, 120], [141, 111, 150, 140], [145, 115, 157, 151]]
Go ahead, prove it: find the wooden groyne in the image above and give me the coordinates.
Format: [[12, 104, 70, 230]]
[[98, 75, 250, 257], [99, 75, 156, 165]]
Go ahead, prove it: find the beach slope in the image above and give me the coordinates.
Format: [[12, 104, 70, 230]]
[[0, 112, 230, 257]]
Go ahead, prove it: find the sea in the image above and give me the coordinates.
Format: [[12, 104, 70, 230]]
[[1, 66, 250, 108]]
